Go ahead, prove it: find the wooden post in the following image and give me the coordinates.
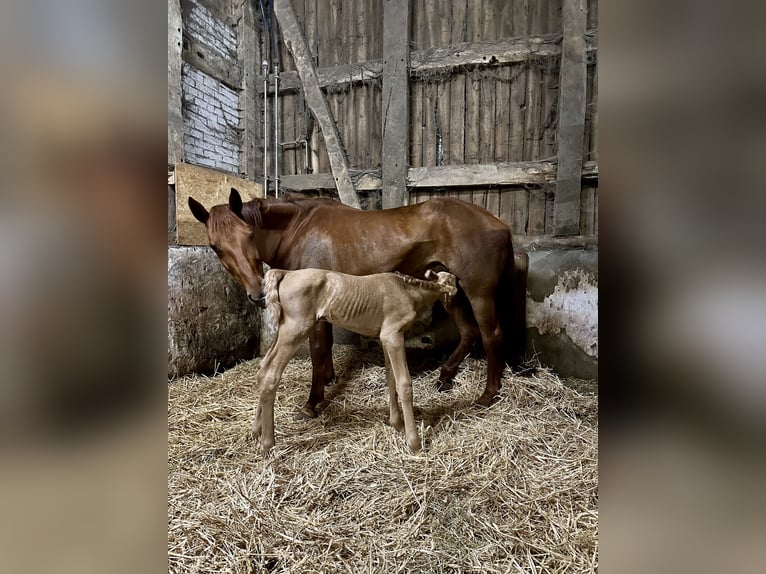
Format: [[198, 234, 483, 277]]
[[552, 0, 587, 236], [381, 0, 410, 209], [168, 0, 184, 244], [237, 0, 259, 181], [273, 0, 361, 209], [168, 0, 184, 164]]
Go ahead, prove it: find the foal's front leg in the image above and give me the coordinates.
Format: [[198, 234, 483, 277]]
[[301, 321, 335, 419], [383, 349, 403, 431]]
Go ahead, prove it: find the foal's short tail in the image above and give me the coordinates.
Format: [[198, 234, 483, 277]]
[[263, 269, 287, 327]]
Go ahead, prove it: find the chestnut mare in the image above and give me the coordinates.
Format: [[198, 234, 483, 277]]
[[189, 188, 518, 413]]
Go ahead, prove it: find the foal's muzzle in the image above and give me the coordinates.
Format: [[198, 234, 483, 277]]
[[248, 293, 266, 309]]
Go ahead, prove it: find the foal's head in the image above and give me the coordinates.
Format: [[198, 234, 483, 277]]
[[188, 188, 266, 307], [425, 269, 459, 304]]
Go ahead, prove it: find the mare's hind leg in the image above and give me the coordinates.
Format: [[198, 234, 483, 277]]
[[466, 293, 505, 407], [301, 321, 335, 418], [438, 290, 481, 391]]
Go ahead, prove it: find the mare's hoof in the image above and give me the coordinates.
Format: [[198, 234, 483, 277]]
[[294, 406, 319, 420], [436, 378, 454, 392], [474, 393, 497, 408]]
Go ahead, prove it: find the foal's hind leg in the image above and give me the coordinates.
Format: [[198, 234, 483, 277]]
[[438, 291, 481, 391], [301, 321, 335, 419]]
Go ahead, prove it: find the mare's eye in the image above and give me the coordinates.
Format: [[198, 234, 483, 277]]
[[249, 232, 254, 240]]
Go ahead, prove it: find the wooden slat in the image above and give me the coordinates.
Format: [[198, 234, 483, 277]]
[[381, 0, 410, 208], [486, 189, 500, 218], [175, 162, 264, 245], [494, 65, 511, 162], [410, 80, 423, 168], [527, 187, 547, 235], [168, 0, 184, 165], [498, 188, 515, 228], [275, 0, 360, 208], [464, 72, 480, 163], [355, 0, 370, 168], [553, 0, 588, 235], [449, 0, 467, 165], [512, 188, 529, 235], [408, 161, 557, 187], [579, 182, 596, 235]]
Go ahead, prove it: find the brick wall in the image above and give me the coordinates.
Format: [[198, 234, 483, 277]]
[[181, 1, 241, 174]]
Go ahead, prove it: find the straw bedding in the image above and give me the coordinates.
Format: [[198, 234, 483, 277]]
[[168, 346, 598, 573]]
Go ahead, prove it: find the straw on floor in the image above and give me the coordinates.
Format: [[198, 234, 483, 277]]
[[168, 346, 598, 573]]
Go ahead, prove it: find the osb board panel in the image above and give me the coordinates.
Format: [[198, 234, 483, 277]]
[[175, 162, 264, 245]]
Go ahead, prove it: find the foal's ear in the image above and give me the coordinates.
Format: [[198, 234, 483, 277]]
[[188, 197, 209, 224], [229, 188, 245, 220]]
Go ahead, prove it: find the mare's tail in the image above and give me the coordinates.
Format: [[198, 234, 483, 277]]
[[498, 249, 529, 370], [263, 269, 287, 327]]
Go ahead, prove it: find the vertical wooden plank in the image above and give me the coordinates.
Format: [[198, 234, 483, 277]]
[[593, 185, 598, 235], [436, 2, 451, 165], [512, 188, 530, 235], [381, 0, 410, 208], [479, 72, 497, 163], [553, 0, 587, 235], [368, 0, 382, 59], [486, 188, 500, 219], [509, 62, 526, 162], [541, 56, 560, 161], [168, 0, 184, 165], [481, 0, 497, 42], [544, 186, 555, 234], [512, 0, 528, 37], [275, 0, 360, 208], [410, 80, 423, 168], [527, 187, 547, 235], [422, 82, 437, 167], [472, 188, 487, 210], [464, 72, 481, 163], [579, 182, 596, 235], [523, 60, 542, 161], [494, 66, 511, 162], [590, 63, 598, 163], [356, 0, 370, 168], [449, 0, 466, 165], [499, 189, 515, 229]]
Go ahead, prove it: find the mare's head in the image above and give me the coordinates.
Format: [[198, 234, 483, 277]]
[[188, 188, 266, 307], [425, 269, 459, 304]]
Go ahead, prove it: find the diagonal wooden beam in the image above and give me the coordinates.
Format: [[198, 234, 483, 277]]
[[273, 0, 361, 209]]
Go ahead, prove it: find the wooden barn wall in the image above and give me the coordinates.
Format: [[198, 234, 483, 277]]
[[258, 0, 597, 237]]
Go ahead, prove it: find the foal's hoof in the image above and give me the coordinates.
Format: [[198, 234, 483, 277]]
[[474, 392, 498, 408]]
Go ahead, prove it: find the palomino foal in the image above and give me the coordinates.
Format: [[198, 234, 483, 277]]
[[253, 269, 458, 454]]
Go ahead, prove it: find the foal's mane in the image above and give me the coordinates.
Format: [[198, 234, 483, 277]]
[[392, 272, 451, 292]]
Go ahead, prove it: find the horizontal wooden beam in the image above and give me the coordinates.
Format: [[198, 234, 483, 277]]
[[514, 235, 598, 251], [182, 34, 241, 90], [279, 162, 597, 192], [257, 31, 598, 95]]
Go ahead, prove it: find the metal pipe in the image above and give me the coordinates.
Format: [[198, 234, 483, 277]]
[[273, 62, 280, 198], [262, 60, 269, 196]]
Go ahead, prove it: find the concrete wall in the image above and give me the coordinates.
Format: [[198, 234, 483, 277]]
[[525, 248, 598, 379], [168, 246, 261, 378]]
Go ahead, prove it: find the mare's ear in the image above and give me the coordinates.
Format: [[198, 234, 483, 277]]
[[229, 188, 245, 220], [188, 197, 209, 224]]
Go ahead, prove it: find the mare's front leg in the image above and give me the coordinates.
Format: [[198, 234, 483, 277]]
[[438, 290, 481, 391], [300, 320, 335, 419]]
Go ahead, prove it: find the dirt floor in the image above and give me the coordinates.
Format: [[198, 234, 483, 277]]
[[168, 346, 598, 573]]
